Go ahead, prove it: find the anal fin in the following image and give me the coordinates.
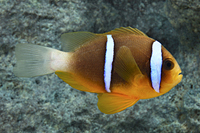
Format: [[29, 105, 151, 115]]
[[55, 71, 106, 93], [97, 93, 139, 114], [55, 71, 90, 92]]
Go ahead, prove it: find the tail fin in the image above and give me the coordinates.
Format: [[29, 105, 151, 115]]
[[14, 43, 68, 77]]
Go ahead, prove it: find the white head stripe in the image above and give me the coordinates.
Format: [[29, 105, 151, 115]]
[[104, 35, 114, 93], [150, 41, 162, 93]]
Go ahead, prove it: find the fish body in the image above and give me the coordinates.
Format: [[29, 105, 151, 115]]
[[14, 27, 183, 114]]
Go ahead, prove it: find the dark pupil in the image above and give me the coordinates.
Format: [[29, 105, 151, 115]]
[[167, 62, 171, 68]]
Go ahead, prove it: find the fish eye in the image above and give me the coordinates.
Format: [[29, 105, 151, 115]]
[[163, 58, 174, 70]]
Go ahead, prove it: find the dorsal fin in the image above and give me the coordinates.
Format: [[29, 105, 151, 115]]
[[60, 27, 146, 52], [104, 26, 147, 36], [60, 32, 100, 52], [114, 46, 143, 83]]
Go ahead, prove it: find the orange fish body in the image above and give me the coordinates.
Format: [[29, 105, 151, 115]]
[[14, 27, 183, 114]]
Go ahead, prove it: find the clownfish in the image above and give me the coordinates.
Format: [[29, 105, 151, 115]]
[[14, 27, 183, 114]]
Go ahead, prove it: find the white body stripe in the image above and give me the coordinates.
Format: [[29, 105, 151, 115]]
[[104, 35, 114, 93], [150, 41, 162, 93]]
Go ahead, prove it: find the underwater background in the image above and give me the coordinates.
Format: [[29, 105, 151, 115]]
[[0, 0, 199, 132]]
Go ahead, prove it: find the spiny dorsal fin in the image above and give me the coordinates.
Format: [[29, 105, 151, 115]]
[[104, 26, 147, 36], [114, 46, 143, 82], [60, 32, 100, 52], [97, 93, 139, 114]]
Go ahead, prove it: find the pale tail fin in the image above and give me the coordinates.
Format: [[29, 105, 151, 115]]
[[14, 43, 69, 77]]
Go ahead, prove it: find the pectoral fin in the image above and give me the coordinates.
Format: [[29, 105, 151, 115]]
[[97, 93, 139, 114], [114, 46, 143, 83]]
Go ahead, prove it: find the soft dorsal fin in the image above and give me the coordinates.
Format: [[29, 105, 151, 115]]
[[97, 93, 139, 114], [60, 32, 100, 52], [104, 27, 147, 36], [114, 46, 143, 82]]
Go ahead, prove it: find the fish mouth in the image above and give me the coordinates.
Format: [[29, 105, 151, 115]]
[[176, 71, 183, 81]]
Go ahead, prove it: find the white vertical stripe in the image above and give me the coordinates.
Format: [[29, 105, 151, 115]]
[[150, 40, 162, 93], [104, 35, 114, 93]]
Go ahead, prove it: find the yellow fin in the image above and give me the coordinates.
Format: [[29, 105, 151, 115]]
[[114, 46, 143, 82], [55, 71, 90, 92], [97, 93, 139, 114], [60, 32, 100, 52], [104, 26, 147, 36]]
